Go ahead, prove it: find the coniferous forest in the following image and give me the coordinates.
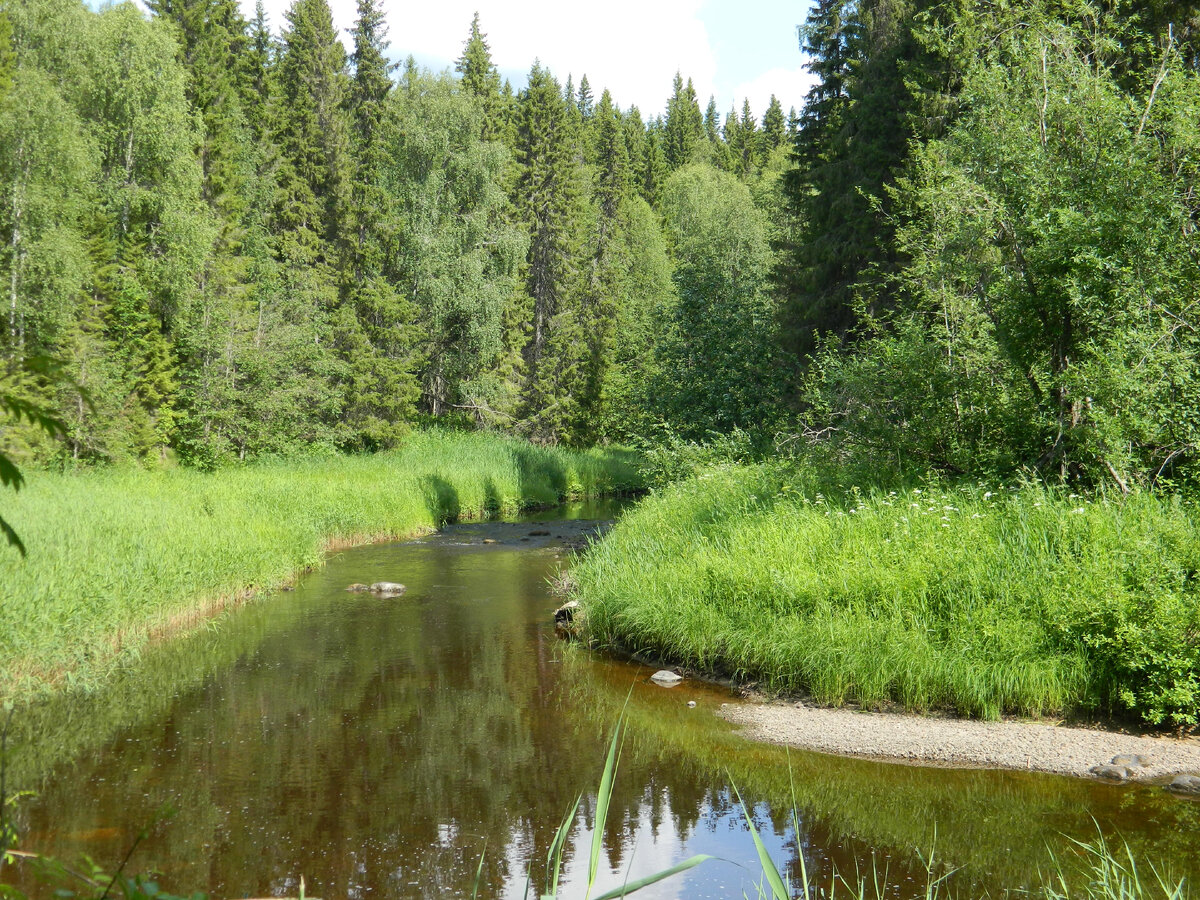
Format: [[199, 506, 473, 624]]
[[0, 0, 797, 467], [2, 0, 1198, 493]]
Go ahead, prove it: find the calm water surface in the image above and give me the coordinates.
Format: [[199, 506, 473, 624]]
[[11, 500, 1200, 898]]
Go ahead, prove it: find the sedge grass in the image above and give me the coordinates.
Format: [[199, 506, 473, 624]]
[[0, 429, 640, 703], [572, 464, 1200, 723]]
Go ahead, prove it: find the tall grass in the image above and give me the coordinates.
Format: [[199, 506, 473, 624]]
[[0, 430, 641, 703], [572, 464, 1200, 724]]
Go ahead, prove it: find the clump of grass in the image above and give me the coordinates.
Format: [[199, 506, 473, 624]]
[[573, 464, 1200, 725], [0, 430, 641, 703]]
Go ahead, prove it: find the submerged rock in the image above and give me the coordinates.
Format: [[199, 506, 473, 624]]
[[1166, 775, 1200, 795], [1090, 764, 1133, 781], [1111, 754, 1151, 768], [370, 582, 406, 596], [346, 583, 370, 592], [554, 600, 579, 626], [650, 669, 684, 687]]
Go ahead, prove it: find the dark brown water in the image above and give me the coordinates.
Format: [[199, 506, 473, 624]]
[[9, 500, 1200, 899]]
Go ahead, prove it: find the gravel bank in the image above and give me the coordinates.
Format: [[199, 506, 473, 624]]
[[719, 700, 1200, 781]]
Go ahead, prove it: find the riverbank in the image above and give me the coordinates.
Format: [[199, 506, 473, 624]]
[[719, 698, 1200, 781], [571, 463, 1200, 729], [0, 430, 640, 704]]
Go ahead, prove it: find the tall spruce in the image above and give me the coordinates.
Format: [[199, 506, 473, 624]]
[[455, 13, 503, 141], [762, 94, 785, 150], [513, 62, 587, 439], [663, 73, 705, 169]]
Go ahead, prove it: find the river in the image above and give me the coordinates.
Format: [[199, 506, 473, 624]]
[[9, 500, 1200, 898]]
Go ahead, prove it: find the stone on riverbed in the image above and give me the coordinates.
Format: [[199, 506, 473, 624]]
[[554, 600, 579, 627], [1111, 754, 1150, 768], [1090, 764, 1133, 781], [369, 582, 406, 596], [650, 669, 684, 687], [346, 583, 370, 592], [1166, 775, 1200, 795]]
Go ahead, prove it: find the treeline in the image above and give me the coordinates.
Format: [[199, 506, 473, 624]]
[[0, 0, 794, 467], [782, 0, 1200, 488], [5, 0, 1199, 491]]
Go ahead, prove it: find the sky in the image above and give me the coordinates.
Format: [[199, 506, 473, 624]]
[[242, 0, 818, 120]]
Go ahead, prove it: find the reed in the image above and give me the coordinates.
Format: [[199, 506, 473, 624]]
[[0, 429, 641, 704]]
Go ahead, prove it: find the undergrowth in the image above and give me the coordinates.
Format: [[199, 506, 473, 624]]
[[573, 464, 1200, 727]]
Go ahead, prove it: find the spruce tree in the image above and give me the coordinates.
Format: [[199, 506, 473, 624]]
[[244, 1, 273, 137], [577, 74, 594, 120], [663, 73, 704, 169], [572, 88, 631, 441], [762, 94, 785, 149], [339, 0, 420, 447], [266, 0, 351, 444], [640, 127, 667, 206], [779, 0, 930, 357], [271, 0, 350, 253], [733, 98, 759, 173], [513, 62, 587, 439], [456, 13, 504, 140]]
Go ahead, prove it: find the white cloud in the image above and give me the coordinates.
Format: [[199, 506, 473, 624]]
[[246, 0, 719, 115], [730, 65, 815, 120]]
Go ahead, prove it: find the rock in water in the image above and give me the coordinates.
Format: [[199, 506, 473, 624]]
[[650, 670, 684, 687], [554, 600, 580, 626], [1090, 765, 1133, 781], [1166, 775, 1200, 795], [346, 584, 370, 592], [1111, 754, 1150, 768], [370, 582, 406, 596]]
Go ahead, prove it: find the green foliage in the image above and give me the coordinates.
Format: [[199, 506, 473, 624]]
[[574, 464, 1200, 726], [0, 429, 641, 704], [662, 72, 704, 170], [454, 12, 504, 142], [807, 17, 1200, 487], [655, 164, 786, 438], [381, 67, 525, 422]]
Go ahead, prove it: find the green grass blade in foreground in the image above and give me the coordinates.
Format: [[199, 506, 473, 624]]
[[585, 717, 624, 899], [471, 839, 487, 900], [590, 855, 714, 900], [543, 793, 582, 899], [732, 780, 789, 900]]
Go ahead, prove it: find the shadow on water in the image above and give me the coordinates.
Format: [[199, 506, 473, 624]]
[[6, 501, 1199, 900]]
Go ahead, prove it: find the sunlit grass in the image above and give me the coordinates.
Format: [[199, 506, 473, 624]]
[[573, 464, 1200, 723], [0, 430, 641, 702]]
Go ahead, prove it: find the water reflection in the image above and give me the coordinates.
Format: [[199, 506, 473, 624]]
[[9, 501, 1200, 899]]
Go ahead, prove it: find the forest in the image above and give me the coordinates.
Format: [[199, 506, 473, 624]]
[[3, 0, 1200, 725], [0, 0, 796, 468], [3, 0, 1199, 491], [4, 0, 1200, 895]]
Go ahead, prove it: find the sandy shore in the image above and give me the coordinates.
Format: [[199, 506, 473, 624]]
[[718, 699, 1200, 781]]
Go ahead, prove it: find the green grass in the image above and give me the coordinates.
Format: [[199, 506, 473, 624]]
[[572, 464, 1200, 725], [0, 429, 641, 703]]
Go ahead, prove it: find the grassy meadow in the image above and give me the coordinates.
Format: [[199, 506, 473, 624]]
[[571, 464, 1200, 726], [0, 430, 640, 703]]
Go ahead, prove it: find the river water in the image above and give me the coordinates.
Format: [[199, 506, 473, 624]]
[[10, 501, 1200, 898]]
